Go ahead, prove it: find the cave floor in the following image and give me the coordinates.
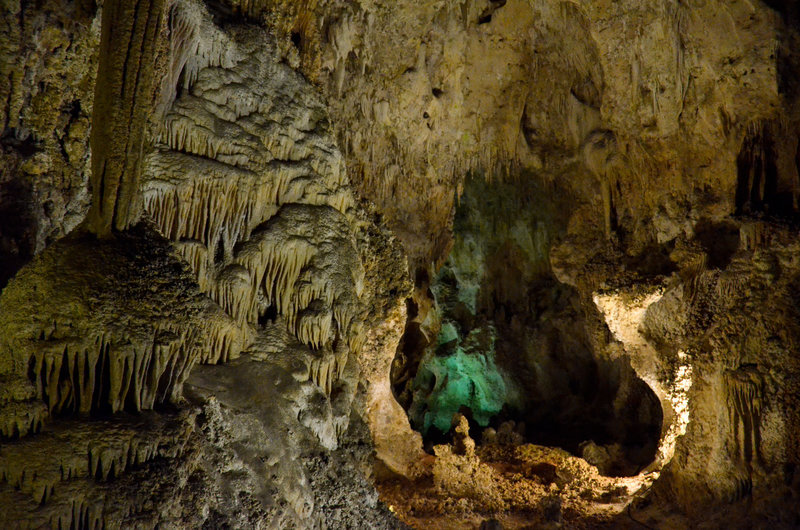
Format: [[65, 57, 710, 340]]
[[377, 440, 663, 529]]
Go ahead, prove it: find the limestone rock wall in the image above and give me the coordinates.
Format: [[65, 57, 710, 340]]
[[0, 0, 412, 527], [242, 0, 796, 269], [1, 0, 800, 527], [0, 0, 99, 287]]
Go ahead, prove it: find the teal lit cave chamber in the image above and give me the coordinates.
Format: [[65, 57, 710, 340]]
[[393, 175, 663, 476], [408, 322, 507, 434]]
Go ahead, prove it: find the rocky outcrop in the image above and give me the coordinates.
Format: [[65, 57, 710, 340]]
[[0, 0, 99, 287], [2, 0, 800, 528], [0, 0, 406, 527]]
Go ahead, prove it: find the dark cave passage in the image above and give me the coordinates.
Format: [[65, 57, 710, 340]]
[[735, 122, 800, 221], [391, 176, 663, 477]]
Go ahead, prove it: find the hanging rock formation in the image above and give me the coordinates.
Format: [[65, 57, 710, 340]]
[[0, 0, 404, 526], [2, 0, 800, 528], [0, 226, 235, 433]]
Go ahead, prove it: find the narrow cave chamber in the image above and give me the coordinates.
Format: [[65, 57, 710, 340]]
[[391, 176, 663, 477]]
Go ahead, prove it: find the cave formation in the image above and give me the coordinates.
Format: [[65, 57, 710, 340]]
[[1, 0, 800, 528]]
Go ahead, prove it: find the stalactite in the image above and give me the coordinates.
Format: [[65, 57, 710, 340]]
[[201, 314, 249, 364], [52, 500, 104, 530], [143, 149, 357, 335], [16, 327, 210, 417], [739, 221, 770, 251], [725, 368, 764, 467], [735, 124, 780, 217], [297, 309, 333, 352], [237, 235, 316, 326], [0, 401, 48, 439], [0, 411, 192, 513], [86, 0, 168, 235], [174, 239, 212, 292], [0, 0, 379, 525], [305, 350, 350, 398], [157, 0, 239, 118], [144, 150, 353, 268], [226, 204, 365, 354], [716, 261, 751, 300], [145, 25, 355, 260], [214, 265, 254, 326], [0, 229, 247, 435], [136, 0, 367, 383], [681, 255, 709, 305]]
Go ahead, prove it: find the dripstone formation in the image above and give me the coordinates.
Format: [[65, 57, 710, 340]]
[[1, 0, 800, 528]]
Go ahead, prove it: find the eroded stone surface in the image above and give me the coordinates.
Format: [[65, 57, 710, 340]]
[[2, 0, 800, 528]]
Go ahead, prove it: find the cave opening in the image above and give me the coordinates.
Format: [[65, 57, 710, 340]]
[[391, 175, 663, 477]]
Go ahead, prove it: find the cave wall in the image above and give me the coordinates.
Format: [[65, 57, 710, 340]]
[[0, 0, 413, 526], [0, 0, 98, 288], [1, 0, 800, 527], [274, 0, 795, 268]]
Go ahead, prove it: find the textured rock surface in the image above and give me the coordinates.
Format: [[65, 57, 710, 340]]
[[0, 227, 235, 434], [0, 0, 99, 287], [2, 0, 800, 528], [0, 0, 408, 526]]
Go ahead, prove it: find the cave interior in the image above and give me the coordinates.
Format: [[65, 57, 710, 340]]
[[1, 0, 800, 528]]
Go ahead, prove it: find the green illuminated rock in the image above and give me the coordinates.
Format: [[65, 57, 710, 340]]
[[409, 325, 506, 434]]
